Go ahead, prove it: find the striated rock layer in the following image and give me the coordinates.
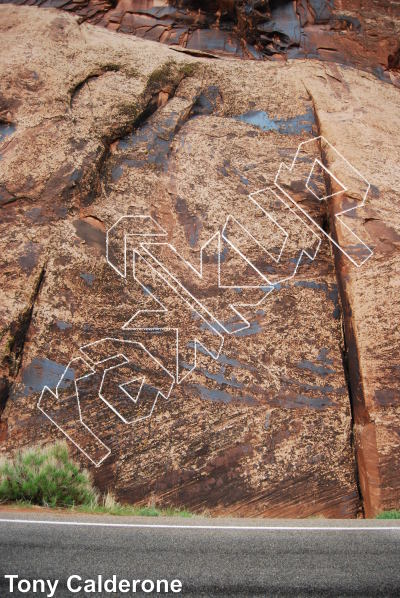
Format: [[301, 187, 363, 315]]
[[2, 0, 400, 86], [0, 5, 399, 517]]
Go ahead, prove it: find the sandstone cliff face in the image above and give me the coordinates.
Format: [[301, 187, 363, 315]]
[[0, 4, 399, 517]]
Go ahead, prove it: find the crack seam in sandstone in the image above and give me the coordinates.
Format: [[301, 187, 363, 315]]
[[0, 265, 46, 421], [305, 84, 366, 517]]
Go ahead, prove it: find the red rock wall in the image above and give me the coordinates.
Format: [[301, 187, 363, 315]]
[[1, 4, 399, 518], [2, 0, 399, 81]]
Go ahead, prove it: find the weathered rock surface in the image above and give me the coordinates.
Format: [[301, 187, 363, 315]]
[[305, 70, 400, 517], [2, 0, 400, 85], [0, 4, 399, 517]]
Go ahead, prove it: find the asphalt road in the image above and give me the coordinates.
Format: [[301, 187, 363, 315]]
[[0, 512, 399, 597]]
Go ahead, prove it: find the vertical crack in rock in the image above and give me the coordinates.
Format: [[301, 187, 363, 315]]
[[0, 376, 9, 416], [334, 274, 366, 518], [306, 95, 365, 516], [1, 266, 46, 418]]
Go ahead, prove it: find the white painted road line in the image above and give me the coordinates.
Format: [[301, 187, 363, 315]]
[[0, 518, 399, 531]]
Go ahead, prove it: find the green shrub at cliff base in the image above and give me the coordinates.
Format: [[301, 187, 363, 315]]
[[0, 442, 98, 508], [376, 510, 400, 519]]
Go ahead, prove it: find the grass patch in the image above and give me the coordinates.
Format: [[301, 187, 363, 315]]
[[118, 101, 140, 120], [147, 59, 178, 88], [0, 442, 97, 507], [179, 62, 199, 78], [74, 493, 192, 518], [376, 510, 400, 519], [0, 442, 193, 517], [144, 59, 198, 98]]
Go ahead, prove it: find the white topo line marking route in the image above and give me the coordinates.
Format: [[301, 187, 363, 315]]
[[0, 518, 398, 532], [37, 136, 374, 465]]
